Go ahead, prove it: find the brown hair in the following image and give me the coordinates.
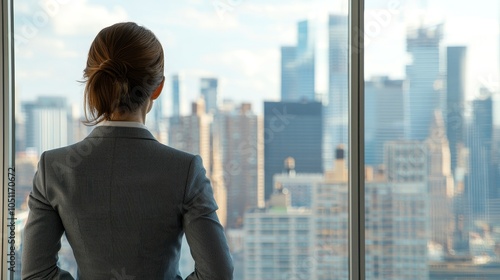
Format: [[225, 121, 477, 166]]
[[83, 22, 164, 125]]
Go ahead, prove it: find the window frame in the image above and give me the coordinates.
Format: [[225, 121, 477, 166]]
[[349, 1, 365, 279], [1, 0, 15, 277], [0, 0, 366, 278]]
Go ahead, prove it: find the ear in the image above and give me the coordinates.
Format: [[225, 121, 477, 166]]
[[151, 76, 165, 100]]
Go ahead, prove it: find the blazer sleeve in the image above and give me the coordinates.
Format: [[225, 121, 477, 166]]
[[182, 155, 234, 280], [21, 152, 75, 280]]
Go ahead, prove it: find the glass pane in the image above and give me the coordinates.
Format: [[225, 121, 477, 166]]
[[365, 1, 500, 279], [14, 1, 349, 279]]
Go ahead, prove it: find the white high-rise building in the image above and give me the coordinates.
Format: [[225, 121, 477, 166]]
[[22, 96, 71, 156], [243, 188, 313, 280]]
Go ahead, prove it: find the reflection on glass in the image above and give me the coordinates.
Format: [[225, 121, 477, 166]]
[[14, 1, 349, 279], [365, 1, 500, 279]]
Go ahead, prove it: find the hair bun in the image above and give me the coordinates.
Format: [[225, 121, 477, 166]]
[[98, 59, 129, 81]]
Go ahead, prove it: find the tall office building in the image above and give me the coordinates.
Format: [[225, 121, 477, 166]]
[[426, 110, 454, 248], [281, 20, 315, 102], [243, 189, 313, 280], [200, 78, 219, 114], [324, 14, 348, 171], [313, 147, 349, 280], [365, 76, 405, 165], [315, 145, 429, 279], [466, 92, 493, 223], [169, 98, 212, 173], [446, 46, 467, 177], [22, 96, 71, 156], [264, 101, 323, 200], [405, 24, 444, 141], [213, 103, 264, 228], [171, 74, 181, 119]]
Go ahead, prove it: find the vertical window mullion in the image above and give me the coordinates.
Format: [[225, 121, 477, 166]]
[[349, 0, 365, 279], [1, 0, 15, 277]]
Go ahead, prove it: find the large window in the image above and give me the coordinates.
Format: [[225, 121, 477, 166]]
[[364, 1, 500, 279], [3, 0, 498, 279], [10, 1, 351, 279]]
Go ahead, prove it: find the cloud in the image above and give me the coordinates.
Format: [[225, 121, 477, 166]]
[[165, 8, 240, 30], [52, 0, 128, 36]]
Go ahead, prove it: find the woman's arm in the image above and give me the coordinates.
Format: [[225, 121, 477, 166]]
[[21, 152, 74, 280], [182, 155, 234, 280]]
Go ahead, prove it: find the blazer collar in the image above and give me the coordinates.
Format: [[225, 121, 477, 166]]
[[86, 126, 157, 141]]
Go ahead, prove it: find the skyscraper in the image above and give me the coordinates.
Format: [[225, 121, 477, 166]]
[[466, 92, 493, 223], [171, 74, 181, 120], [213, 103, 264, 229], [426, 110, 454, 248], [281, 20, 315, 102], [446, 46, 467, 177], [365, 76, 405, 166], [22, 96, 71, 156], [168, 98, 228, 227], [405, 24, 444, 141], [324, 14, 348, 171], [264, 101, 323, 200], [200, 77, 218, 114]]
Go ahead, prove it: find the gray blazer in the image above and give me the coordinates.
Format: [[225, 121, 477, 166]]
[[21, 126, 233, 280]]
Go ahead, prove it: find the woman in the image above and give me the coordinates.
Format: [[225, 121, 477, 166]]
[[21, 22, 233, 280]]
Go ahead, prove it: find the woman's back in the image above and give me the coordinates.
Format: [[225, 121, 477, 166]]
[[21, 22, 233, 280]]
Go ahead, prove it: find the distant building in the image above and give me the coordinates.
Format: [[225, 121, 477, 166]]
[[446, 46, 467, 176], [315, 144, 430, 279], [426, 110, 455, 249], [171, 74, 181, 119], [466, 92, 494, 224], [281, 20, 315, 102], [200, 78, 218, 114], [169, 98, 212, 173], [273, 157, 322, 208], [22, 96, 71, 156], [365, 76, 405, 165], [168, 98, 227, 226], [214, 102, 264, 229], [405, 24, 444, 141], [324, 14, 348, 171], [264, 101, 323, 200], [243, 188, 313, 280]]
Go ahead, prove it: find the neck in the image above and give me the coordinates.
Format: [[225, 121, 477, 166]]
[[110, 108, 147, 124]]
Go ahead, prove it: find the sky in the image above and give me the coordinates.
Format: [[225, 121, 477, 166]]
[[13, 0, 500, 116]]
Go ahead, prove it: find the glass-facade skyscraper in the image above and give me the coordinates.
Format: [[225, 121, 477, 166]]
[[365, 76, 405, 166], [281, 20, 315, 102], [405, 24, 444, 141], [446, 46, 467, 177], [466, 93, 493, 223], [263, 101, 323, 200], [171, 74, 181, 120], [200, 77, 219, 114], [324, 14, 348, 171]]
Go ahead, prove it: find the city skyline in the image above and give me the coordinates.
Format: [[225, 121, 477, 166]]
[[12, 1, 500, 279], [14, 0, 500, 118]]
